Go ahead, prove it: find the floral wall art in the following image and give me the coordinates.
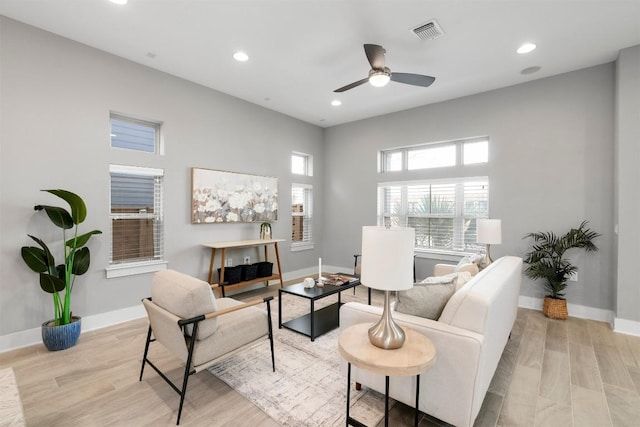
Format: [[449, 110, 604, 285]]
[[191, 168, 278, 224]]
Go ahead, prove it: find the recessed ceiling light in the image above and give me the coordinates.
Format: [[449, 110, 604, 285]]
[[233, 51, 249, 62], [521, 66, 542, 75], [331, 100, 342, 107], [517, 43, 537, 54], [109, 0, 128, 5]]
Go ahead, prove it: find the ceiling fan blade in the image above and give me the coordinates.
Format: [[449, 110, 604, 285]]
[[364, 44, 385, 69], [334, 78, 369, 93], [390, 73, 436, 87]]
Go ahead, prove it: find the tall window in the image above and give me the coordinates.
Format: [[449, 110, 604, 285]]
[[291, 152, 313, 176], [380, 137, 488, 172], [110, 113, 161, 154], [109, 165, 164, 270], [291, 184, 313, 250], [378, 177, 488, 253]]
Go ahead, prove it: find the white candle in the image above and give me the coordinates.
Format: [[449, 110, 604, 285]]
[[318, 257, 322, 279]]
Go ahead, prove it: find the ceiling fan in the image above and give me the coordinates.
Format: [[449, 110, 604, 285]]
[[334, 44, 436, 93]]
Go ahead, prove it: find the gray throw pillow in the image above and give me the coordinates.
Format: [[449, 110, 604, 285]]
[[395, 282, 456, 320]]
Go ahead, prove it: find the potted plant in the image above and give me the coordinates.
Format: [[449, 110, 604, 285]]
[[522, 220, 600, 319], [20, 189, 102, 350]]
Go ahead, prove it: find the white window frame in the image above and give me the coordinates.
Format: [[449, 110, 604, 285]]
[[377, 177, 489, 256], [291, 152, 313, 176], [379, 136, 488, 172], [106, 164, 167, 278], [110, 112, 164, 155], [291, 183, 314, 251]]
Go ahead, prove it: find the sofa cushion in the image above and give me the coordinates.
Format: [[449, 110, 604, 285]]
[[422, 271, 473, 291], [395, 282, 456, 319], [151, 270, 218, 340], [454, 262, 480, 276]]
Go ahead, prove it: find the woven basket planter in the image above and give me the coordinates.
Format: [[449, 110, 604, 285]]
[[543, 296, 568, 320]]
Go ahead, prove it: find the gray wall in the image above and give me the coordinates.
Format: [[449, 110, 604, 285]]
[[1, 16, 634, 341], [615, 45, 640, 323], [0, 18, 324, 336], [324, 64, 616, 311]]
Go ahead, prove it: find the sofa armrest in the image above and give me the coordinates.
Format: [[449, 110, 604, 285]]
[[433, 263, 456, 276], [340, 302, 484, 427]]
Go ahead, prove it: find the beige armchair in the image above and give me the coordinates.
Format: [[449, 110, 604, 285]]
[[139, 270, 274, 425]]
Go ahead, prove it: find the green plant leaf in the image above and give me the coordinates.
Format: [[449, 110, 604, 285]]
[[66, 230, 103, 248], [71, 247, 90, 275], [43, 189, 87, 224], [523, 220, 600, 298], [34, 205, 73, 229], [21, 247, 50, 273], [26, 235, 56, 271], [39, 273, 66, 293]]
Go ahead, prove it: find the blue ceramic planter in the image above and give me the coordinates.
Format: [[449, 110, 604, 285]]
[[41, 316, 81, 351]]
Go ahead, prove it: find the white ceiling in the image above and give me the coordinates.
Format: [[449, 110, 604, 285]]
[[1, 1, 639, 127]]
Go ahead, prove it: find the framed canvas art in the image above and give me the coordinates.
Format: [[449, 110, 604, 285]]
[[192, 168, 278, 223]]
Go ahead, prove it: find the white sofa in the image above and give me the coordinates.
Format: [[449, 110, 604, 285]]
[[339, 256, 523, 427]]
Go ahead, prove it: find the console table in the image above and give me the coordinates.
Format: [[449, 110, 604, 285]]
[[203, 239, 284, 296], [339, 323, 436, 427]]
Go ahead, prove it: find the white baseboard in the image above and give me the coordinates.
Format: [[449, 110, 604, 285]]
[[613, 318, 640, 337], [518, 296, 615, 325], [6, 273, 630, 353], [0, 305, 146, 354]]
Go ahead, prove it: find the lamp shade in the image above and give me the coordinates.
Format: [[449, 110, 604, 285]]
[[361, 226, 415, 291], [477, 219, 502, 244]]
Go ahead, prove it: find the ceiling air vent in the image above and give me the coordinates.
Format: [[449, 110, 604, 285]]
[[411, 20, 444, 40]]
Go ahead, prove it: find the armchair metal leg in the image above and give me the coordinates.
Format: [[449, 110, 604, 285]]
[[175, 322, 199, 425], [139, 326, 153, 382]]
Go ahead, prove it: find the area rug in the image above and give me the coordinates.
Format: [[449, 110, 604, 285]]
[[0, 367, 25, 427], [208, 285, 391, 427]]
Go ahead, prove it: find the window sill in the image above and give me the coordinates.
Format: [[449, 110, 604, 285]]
[[291, 243, 314, 252], [414, 249, 480, 262], [105, 260, 168, 278]]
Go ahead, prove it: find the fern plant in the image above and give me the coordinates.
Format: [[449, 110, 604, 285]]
[[523, 221, 600, 299]]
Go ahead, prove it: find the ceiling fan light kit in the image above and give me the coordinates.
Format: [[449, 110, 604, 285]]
[[334, 44, 435, 93], [368, 69, 391, 87]]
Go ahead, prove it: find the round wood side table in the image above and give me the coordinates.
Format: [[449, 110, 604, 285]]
[[338, 323, 436, 427]]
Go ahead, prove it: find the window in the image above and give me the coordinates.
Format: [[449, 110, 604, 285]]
[[110, 113, 161, 154], [378, 177, 489, 253], [380, 137, 488, 172], [463, 140, 488, 165], [408, 144, 456, 170], [107, 164, 165, 277], [291, 184, 313, 250], [291, 152, 313, 176]]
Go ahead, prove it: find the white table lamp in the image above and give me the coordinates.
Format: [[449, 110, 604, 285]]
[[477, 219, 502, 264], [361, 226, 415, 349]]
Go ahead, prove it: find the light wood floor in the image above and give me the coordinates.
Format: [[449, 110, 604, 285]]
[[1, 285, 639, 427]]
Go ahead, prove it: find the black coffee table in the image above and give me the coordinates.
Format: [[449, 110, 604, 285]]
[[278, 278, 370, 341]]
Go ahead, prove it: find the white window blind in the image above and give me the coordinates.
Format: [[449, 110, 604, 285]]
[[378, 177, 489, 252], [109, 165, 164, 265], [110, 113, 160, 153], [291, 184, 313, 248]]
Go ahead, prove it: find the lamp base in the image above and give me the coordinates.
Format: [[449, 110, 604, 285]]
[[368, 290, 405, 349], [485, 244, 494, 265]]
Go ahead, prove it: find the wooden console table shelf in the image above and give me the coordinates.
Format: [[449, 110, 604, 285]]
[[203, 239, 284, 296]]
